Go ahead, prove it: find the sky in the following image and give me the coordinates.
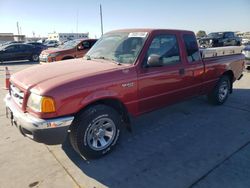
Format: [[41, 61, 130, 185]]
[[0, 0, 250, 38]]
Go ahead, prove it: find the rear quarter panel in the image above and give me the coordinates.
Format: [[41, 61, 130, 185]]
[[202, 54, 245, 94]]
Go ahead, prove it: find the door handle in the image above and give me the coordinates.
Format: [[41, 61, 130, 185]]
[[179, 68, 185, 75]]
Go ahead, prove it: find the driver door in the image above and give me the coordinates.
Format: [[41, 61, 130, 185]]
[[137, 32, 189, 114]]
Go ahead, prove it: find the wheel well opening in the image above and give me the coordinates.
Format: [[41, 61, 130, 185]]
[[222, 70, 234, 93], [62, 56, 74, 60], [83, 99, 132, 131]]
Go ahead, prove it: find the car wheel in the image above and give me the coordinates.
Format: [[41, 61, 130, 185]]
[[31, 54, 39, 62], [207, 75, 231, 105], [69, 104, 121, 159]]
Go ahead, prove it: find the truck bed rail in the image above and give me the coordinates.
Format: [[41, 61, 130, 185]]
[[200, 46, 244, 58]]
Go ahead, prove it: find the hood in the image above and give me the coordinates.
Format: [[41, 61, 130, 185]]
[[11, 58, 127, 94], [41, 47, 72, 55]]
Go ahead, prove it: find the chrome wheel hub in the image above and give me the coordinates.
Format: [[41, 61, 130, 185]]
[[218, 81, 229, 101], [87, 117, 116, 151]]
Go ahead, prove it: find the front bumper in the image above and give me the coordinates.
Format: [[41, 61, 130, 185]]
[[245, 59, 250, 66], [4, 94, 74, 145]]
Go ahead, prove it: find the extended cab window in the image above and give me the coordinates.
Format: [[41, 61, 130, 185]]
[[183, 34, 201, 63], [146, 34, 180, 66]]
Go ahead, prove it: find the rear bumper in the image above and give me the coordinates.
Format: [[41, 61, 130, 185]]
[[4, 94, 74, 145]]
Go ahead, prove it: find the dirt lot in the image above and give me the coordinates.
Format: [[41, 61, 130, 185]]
[[0, 61, 250, 188]]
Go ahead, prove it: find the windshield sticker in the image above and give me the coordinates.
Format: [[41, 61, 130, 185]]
[[128, 32, 148, 38]]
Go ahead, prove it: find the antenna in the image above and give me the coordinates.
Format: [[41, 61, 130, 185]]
[[100, 4, 103, 36]]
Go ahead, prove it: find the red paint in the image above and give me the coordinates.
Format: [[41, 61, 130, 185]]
[[9, 29, 245, 119]]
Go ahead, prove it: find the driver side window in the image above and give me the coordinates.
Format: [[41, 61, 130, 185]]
[[146, 34, 180, 66], [82, 41, 90, 49]]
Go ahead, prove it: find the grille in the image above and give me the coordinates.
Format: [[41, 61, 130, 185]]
[[10, 83, 24, 107]]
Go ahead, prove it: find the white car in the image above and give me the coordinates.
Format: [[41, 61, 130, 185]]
[[44, 40, 59, 48]]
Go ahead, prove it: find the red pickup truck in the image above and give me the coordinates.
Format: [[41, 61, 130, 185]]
[[5, 29, 245, 159]]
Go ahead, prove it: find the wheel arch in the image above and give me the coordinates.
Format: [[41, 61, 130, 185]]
[[62, 56, 74, 60], [222, 70, 234, 93], [77, 97, 132, 132]]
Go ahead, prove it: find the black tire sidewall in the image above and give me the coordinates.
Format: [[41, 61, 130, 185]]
[[73, 105, 121, 159], [31, 54, 39, 62], [214, 76, 230, 104]]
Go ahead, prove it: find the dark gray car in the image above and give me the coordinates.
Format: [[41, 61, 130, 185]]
[[0, 43, 43, 62]]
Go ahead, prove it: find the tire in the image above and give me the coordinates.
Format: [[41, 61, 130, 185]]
[[31, 54, 39, 62], [69, 104, 121, 159], [207, 75, 231, 105]]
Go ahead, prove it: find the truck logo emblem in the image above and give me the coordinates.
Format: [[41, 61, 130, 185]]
[[122, 82, 134, 88]]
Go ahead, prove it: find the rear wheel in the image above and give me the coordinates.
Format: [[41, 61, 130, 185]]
[[207, 75, 231, 105], [69, 104, 121, 159]]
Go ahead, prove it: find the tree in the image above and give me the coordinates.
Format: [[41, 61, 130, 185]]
[[196, 30, 207, 38]]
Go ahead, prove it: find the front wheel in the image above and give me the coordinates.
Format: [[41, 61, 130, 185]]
[[69, 105, 121, 159], [207, 75, 231, 105], [31, 54, 39, 62]]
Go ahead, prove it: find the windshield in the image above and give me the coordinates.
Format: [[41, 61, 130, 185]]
[[208, 32, 223, 38], [58, 40, 81, 49], [85, 31, 148, 64]]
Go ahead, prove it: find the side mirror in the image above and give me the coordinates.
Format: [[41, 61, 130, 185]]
[[147, 54, 162, 67], [77, 45, 84, 50]]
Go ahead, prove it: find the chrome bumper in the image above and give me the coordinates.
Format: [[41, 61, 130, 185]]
[[4, 94, 74, 145]]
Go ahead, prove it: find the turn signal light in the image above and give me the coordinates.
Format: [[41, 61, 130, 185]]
[[41, 97, 56, 113]]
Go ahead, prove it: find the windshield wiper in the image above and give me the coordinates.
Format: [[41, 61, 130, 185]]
[[92, 56, 121, 65]]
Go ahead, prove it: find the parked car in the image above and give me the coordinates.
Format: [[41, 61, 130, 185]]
[[0, 41, 24, 47], [242, 45, 250, 68], [242, 38, 250, 45], [0, 43, 43, 62], [5, 29, 245, 159], [43, 40, 59, 48], [39, 38, 97, 63], [199, 32, 241, 48], [25, 42, 48, 50]]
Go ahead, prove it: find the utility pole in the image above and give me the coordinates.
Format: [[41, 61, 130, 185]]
[[76, 10, 78, 38], [16, 22, 20, 35], [100, 4, 103, 36]]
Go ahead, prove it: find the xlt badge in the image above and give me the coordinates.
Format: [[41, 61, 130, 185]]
[[122, 82, 134, 88]]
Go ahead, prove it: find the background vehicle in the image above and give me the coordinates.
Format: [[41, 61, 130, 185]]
[[25, 42, 48, 50], [242, 45, 250, 68], [0, 41, 24, 47], [242, 38, 250, 45], [39, 38, 97, 63], [5, 29, 245, 159], [199, 32, 241, 48], [43, 40, 59, 47], [0, 43, 43, 62]]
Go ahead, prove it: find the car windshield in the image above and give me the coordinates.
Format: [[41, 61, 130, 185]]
[[85, 31, 148, 64], [208, 32, 223, 38], [58, 40, 81, 49]]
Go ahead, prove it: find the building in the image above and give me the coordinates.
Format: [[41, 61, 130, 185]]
[[0, 33, 25, 44], [47, 32, 89, 41]]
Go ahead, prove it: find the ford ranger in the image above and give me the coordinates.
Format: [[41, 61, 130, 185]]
[[5, 29, 245, 159]]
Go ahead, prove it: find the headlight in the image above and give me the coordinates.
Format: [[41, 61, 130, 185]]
[[209, 39, 213, 43], [48, 53, 59, 57], [27, 93, 56, 113]]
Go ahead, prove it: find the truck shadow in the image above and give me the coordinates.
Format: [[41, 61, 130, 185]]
[[61, 88, 250, 188]]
